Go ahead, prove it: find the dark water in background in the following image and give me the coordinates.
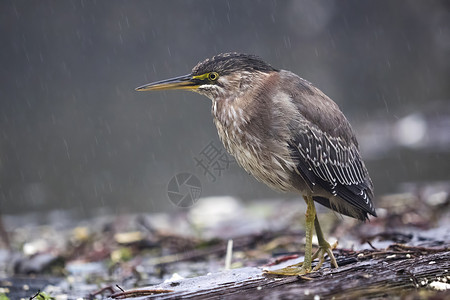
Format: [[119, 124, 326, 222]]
[[0, 1, 449, 216]]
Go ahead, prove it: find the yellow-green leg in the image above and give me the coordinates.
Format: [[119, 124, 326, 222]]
[[265, 195, 316, 275], [265, 196, 338, 276], [311, 215, 338, 271]]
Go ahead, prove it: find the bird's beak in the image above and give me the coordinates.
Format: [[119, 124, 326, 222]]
[[135, 74, 199, 92]]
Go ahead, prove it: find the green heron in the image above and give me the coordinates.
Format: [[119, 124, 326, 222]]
[[136, 53, 376, 275]]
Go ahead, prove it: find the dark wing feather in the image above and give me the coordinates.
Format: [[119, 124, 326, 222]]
[[282, 72, 376, 220], [290, 126, 376, 220]]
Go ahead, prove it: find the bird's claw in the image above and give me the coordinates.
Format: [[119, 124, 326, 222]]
[[312, 240, 338, 271], [264, 240, 338, 276], [264, 264, 311, 276]]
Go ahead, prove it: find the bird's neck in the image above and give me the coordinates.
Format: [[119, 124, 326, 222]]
[[212, 98, 247, 128], [212, 71, 276, 128]]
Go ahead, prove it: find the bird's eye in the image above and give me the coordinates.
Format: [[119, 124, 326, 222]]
[[208, 72, 219, 81]]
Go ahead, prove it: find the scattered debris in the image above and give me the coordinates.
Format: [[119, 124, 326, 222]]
[[0, 187, 448, 299]]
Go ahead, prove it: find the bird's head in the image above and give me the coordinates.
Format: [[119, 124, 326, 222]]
[[136, 53, 278, 101]]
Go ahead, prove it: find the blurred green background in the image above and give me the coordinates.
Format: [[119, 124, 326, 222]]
[[1, 0, 449, 215]]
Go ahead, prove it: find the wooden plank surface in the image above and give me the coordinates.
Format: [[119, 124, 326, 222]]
[[108, 245, 450, 299]]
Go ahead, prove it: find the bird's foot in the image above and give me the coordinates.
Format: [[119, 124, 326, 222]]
[[264, 262, 311, 276], [264, 241, 338, 276], [311, 240, 338, 271]]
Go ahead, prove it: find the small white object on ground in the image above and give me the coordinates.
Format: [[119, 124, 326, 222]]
[[429, 281, 450, 291], [225, 239, 233, 270], [164, 273, 185, 283]]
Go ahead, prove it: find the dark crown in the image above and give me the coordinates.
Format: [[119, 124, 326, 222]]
[[192, 53, 278, 76]]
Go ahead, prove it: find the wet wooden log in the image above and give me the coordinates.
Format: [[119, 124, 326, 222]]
[[108, 245, 450, 299]]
